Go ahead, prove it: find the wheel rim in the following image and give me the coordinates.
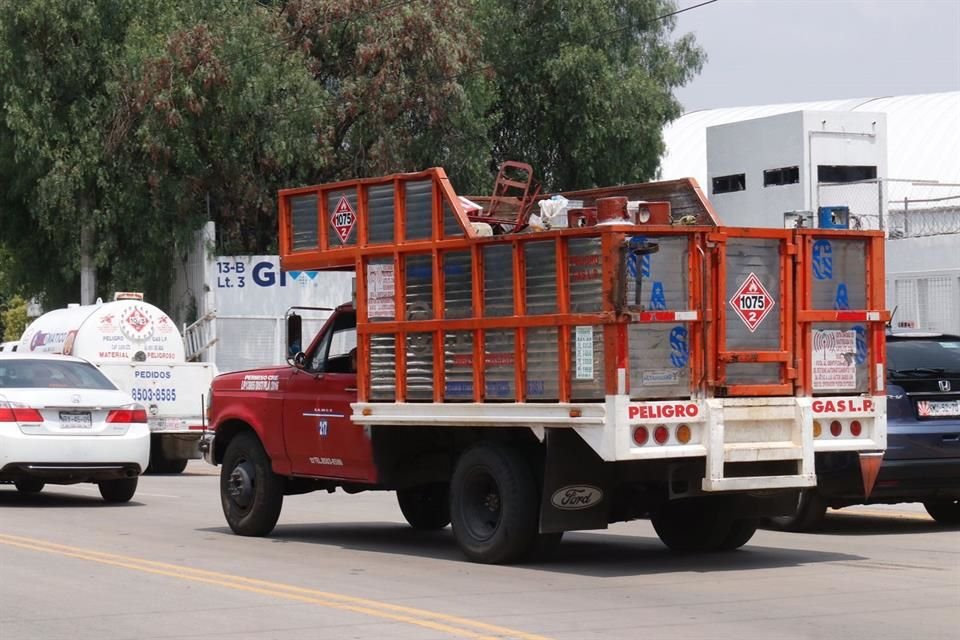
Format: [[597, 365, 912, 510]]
[[227, 459, 256, 511], [461, 467, 501, 542]]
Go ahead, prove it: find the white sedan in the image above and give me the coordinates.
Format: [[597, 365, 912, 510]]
[[0, 353, 150, 502]]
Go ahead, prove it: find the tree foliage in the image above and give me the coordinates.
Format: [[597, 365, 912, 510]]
[[475, 0, 705, 190], [0, 0, 703, 308]]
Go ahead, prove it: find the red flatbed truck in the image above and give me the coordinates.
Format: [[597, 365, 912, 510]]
[[202, 166, 889, 564]]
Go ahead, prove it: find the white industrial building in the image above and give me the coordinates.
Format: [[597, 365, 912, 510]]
[[660, 91, 960, 334]]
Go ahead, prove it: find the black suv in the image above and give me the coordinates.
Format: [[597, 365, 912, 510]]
[[772, 332, 960, 530]]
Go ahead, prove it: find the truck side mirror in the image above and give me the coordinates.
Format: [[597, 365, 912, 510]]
[[286, 312, 303, 365]]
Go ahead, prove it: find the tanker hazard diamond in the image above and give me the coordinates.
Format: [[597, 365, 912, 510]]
[[729, 272, 775, 332], [330, 196, 356, 244]]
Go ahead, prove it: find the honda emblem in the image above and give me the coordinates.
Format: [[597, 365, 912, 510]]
[[939, 380, 951, 392]]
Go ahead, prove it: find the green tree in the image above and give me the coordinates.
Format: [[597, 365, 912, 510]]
[[2, 295, 28, 342], [475, 0, 705, 191]]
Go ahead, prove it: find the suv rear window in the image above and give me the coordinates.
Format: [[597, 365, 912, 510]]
[[0, 359, 118, 390], [887, 338, 960, 374]]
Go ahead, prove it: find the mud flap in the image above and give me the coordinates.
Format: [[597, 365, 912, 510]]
[[859, 452, 883, 499], [540, 429, 612, 534]]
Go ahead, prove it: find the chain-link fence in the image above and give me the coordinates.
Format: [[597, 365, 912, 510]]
[[818, 178, 960, 237]]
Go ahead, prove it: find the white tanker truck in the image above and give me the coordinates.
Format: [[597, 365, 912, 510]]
[[18, 293, 216, 473]]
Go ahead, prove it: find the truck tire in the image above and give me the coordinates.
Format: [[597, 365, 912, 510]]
[[717, 519, 759, 551], [98, 478, 138, 503], [767, 490, 827, 532], [450, 444, 539, 564], [221, 433, 284, 536], [14, 477, 45, 494], [651, 498, 733, 553], [924, 498, 960, 525], [148, 447, 188, 474], [397, 483, 450, 530]]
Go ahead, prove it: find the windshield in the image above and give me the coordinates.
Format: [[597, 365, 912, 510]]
[[887, 339, 960, 375], [0, 359, 118, 390]]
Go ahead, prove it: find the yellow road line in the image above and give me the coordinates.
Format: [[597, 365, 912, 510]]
[[0, 533, 551, 640]]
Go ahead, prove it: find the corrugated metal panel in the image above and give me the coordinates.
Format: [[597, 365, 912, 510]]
[[483, 244, 514, 317], [370, 334, 396, 400], [625, 235, 688, 310], [810, 238, 867, 310], [526, 327, 559, 400], [444, 251, 472, 319], [629, 324, 691, 399], [524, 241, 557, 315], [290, 194, 318, 251], [484, 330, 515, 400], [405, 332, 433, 400], [367, 183, 395, 244], [724, 238, 781, 385], [444, 331, 473, 400], [568, 238, 603, 313], [405, 254, 433, 320], [405, 179, 433, 241]]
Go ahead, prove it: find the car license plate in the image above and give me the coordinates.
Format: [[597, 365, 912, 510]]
[[917, 400, 960, 418], [59, 411, 93, 429]]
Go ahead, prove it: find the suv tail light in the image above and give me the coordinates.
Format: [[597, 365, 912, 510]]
[[106, 406, 148, 423], [0, 402, 44, 423]]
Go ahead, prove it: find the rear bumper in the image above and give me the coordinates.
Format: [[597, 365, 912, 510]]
[[0, 424, 150, 482]]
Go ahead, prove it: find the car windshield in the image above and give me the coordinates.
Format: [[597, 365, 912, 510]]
[[0, 359, 118, 390], [887, 339, 960, 376]]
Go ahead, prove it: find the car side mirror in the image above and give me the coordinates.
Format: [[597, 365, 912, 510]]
[[286, 312, 303, 363], [293, 351, 307, 369]]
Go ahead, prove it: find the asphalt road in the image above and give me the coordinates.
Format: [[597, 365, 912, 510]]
[[1, 461, 957, 640]]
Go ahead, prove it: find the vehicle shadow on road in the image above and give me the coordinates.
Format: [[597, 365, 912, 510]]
[[779, 511, 949, 537], [0, 488, 145, 508], [198, 522, 863, 577]]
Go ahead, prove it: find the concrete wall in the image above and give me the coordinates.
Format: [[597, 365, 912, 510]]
[[706, 110, 886, 228]]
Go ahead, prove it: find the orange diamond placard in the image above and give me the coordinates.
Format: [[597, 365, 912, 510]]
[[729, 272, 775, 332], [330, 196, 356, 244]]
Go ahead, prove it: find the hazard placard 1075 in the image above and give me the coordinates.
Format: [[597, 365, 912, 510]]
[[729, 272, 775, 332]]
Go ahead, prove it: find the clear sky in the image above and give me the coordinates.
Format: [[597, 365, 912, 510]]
[[673, 0, 960, 112]]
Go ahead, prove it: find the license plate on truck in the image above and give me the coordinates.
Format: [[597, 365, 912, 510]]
[[59, 411, 92, 429]]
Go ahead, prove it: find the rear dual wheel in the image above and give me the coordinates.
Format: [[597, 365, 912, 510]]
[[14, 477, 45, 494], [450, 444, 559, 564], [652, 498, 758, 552], [397, 483, 450, 530]]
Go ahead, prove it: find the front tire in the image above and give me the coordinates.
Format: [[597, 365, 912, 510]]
[[397, 483, 450, 530], [221, 433, 284, 536], [924, 498, 960, 525], [14, 477, 45, 494], [98, 478, 138, 503], [450, 444, 539, 564]]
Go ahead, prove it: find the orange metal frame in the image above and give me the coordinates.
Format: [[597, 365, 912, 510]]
[[278, 168, 889, 404]]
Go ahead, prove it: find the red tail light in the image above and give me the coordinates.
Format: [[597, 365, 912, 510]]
[[633, 426, 649, 446], [107, 408, 148, 423], [654, 425, 669, 445], [0, 404, 44, 422], [830, 420, 843, 437], [850, 420, 862, 437]]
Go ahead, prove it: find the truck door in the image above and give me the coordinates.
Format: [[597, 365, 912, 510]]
[[713, 230, 796, 396], [282, 310, 376, 482]]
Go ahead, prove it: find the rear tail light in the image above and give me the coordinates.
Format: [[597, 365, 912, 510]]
[[633, 426, 649, 446], [0, 403, 44, 423], [850, 420, 862, 437], [676, 424, 691, 444], [813, 420, 823, 438], [107, 406, 148, 423], [830, 420, 843, 437], [653, 425, 669, 445]]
